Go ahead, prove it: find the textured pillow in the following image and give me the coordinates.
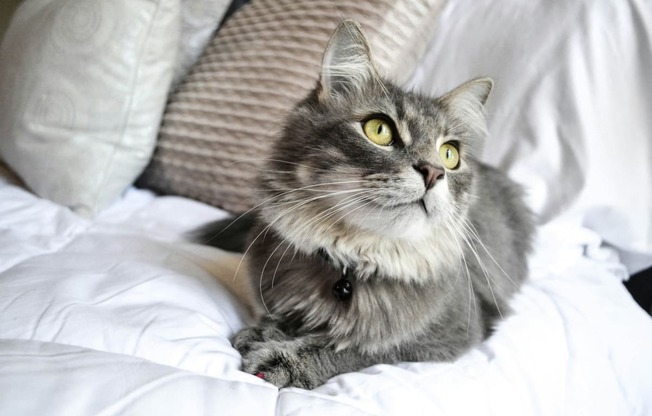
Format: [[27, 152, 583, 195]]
[[138, 0, 446, 213], [0, 0, 179, 217]]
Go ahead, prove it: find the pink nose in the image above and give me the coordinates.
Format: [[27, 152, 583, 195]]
[[415, 164, 444, 190]]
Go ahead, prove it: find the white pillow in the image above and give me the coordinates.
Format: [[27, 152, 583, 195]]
[[408, 0, 652, 273], [173, 0, 232, 86], [0, 0, 180, 217]]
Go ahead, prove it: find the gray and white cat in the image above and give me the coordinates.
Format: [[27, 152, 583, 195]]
[[198, 20, 534, 389]]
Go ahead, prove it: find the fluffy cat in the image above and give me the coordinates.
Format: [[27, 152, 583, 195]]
[[197, 20, 534, 389]]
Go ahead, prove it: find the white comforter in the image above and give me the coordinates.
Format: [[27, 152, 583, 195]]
[[1, 169, 651, 415]]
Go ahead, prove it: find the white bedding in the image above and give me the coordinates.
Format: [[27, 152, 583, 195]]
[[1, 169, 652, 415]]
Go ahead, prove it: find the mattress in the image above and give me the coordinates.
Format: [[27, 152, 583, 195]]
[[1, 166, 651, 415]]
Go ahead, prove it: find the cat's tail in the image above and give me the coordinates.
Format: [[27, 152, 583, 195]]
[[190, 211, 257, 253]]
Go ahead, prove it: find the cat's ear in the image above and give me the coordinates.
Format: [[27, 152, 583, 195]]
[[319, 20, 378, 101], [440, 77, 493, 136]]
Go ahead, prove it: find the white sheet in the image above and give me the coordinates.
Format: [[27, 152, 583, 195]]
[[1, 172, 651, 415]]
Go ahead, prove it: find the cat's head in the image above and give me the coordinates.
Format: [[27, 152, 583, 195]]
[[260, 20, 492, 241]]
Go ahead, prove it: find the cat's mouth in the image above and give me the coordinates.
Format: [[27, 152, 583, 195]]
[[419, 198, 429, 214], [381, 197, 432, 215], [362, 192, 434, 217]]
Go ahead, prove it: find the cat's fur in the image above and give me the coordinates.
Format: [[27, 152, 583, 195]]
[[196, 20, 534, 389]]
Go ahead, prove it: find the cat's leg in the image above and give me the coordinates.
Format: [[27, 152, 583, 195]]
[[237, 327, 480, 389], [239, 335, 383, 389], [234, 303, 483, 388]]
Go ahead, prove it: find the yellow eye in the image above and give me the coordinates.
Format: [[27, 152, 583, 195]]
[[363, 118, 393, 146], [439, 142, 460, 169]]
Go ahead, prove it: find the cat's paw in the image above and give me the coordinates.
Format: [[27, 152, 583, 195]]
[[240, 341, 321, 389], [232, 327, 265, 355], [232, 323, 288, 355]]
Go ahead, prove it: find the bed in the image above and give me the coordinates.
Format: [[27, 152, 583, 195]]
[[1, 0, 652, 415]]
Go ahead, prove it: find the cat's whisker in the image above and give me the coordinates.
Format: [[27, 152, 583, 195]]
[[440, 211, 477, 337], [305, 195, 371, 230], [440, 205, 503, 319], [240, 193, 353, 315], [446, 207, 517, 290], [266, 188, 371, 210], [305, 192, 374, 227], [264, 196, 374, 288], [267, 191, 375, 287], [259, 234, 291, 292], [321, 196, 382, 237], [239, 187, 375, 281], [261, 180, 375, 203], [308, 194, 376, 236], [443, 211, 493, 280], [255, 169, 296, 175], [226, 157, 333, 173], [309, 188, 381, 223], [264, 181, 371, 196], [264, 191, 377, 293], [236, 197, 317, 285], [271, 243, 302, 291], [366, 198, 393, 230], [258, 273, 273, 318], [288, 193, 375, 245], [277, 193, 375, 262], [204, 185, 363, 245], [456, 215, 518, 288], [271, 243, 294, 289], [211, 184, 374, 245], [264, 188, 374, 203], [358, 196, 385, 226]]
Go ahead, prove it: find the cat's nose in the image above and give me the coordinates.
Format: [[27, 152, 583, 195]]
[[414, 164, 445, 190]]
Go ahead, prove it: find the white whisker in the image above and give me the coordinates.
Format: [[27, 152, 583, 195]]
[[440, 205, 503, 319]]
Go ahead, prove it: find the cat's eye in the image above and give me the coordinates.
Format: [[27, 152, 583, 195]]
[[439, 143, 460, 170], [363, 118, 394, 146]]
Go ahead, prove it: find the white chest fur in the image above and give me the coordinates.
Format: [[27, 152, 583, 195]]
[[266, 210, 462, 283]]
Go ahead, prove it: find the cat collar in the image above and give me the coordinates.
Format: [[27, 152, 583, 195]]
[[332, 267, 353, 301], [317, 248, 353, 301]]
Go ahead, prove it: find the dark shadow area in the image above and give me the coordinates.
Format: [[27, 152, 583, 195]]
[[625, 267, 652, 316]]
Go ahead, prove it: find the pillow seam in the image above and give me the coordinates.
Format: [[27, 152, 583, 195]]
[[92, 0, 165, 213]]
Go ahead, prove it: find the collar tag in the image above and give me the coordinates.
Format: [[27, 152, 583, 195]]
[[333, 266, 353, 301]]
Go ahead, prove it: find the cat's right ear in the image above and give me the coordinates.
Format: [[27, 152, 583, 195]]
[[440, 77, 494, 137], [318, 20, 377, 102]]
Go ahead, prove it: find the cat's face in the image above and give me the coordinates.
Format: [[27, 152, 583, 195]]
[[261, 21, 492, 240]]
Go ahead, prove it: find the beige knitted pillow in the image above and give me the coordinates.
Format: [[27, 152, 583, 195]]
[[138, 0, 446, 213]]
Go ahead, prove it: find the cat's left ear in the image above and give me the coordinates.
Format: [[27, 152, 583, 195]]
[[318, 20, 378, 102], [440, 77, 493, 136]]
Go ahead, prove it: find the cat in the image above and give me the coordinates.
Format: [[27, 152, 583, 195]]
[[196, 20, 534, 389]]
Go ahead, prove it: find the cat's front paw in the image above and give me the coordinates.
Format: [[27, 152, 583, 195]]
[[232, 322, 288, 355], [233, 327, 265, 355], [241, 341, 321, 389]]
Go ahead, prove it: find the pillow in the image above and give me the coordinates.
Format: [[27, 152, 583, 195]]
[[173, 0, 232, 86], [137, 0, 446, 213], [406, 0, 652, 272], [0, 0, 180, 217]]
